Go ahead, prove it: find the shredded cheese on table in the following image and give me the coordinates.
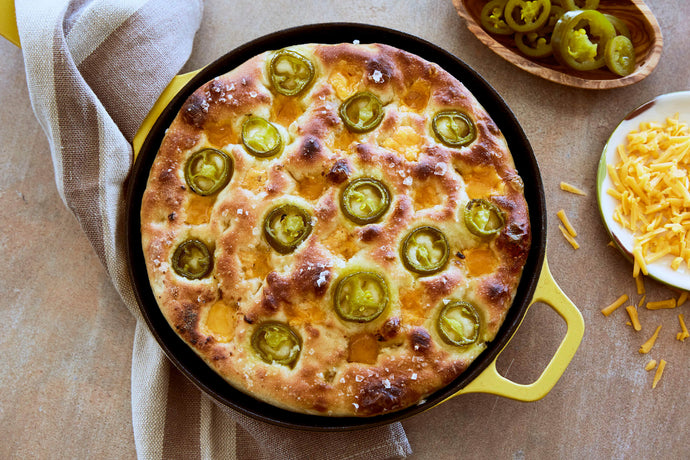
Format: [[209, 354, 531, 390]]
[[626, 305, 642, 331], [639, 325, 662, 354], [645, 359, 657, 371], [677, 314, 689, 342], [601, 294, 628, 316], [677, 291, 688, 307], [635, 275, 645, 295], [560, 182, 586, 195], [557, 209, 577, 237], [607, 115, 690, 276], [652, 359, 667, 389], [559, 225, 579, 249], [646, 298, 677, 310]]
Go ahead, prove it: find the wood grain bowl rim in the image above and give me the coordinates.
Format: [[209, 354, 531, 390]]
[[453, 0, 663, 90]]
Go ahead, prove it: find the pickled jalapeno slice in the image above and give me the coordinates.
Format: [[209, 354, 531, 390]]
[[334, 271, 389, 322], [339, 91, 385, 133], [480, 0, 512, 35], [268, 49, 315, 96], [464, 199, 505, 237], [401, 226, 450, 275], [172, 239, 212, 279], [340, 178, 391, 225], [432, 110, 476, 148], [604, 35, 636, 77], [251, 322, 301, 366], [515, 29, 554, 58], [504, 0, 551, 33], [241, 116, 282, 158], [552, 9, 615, 71], [437, 300, 480, 346], [263, 204, 312, 254], [184, 148, 233, 196], [561, 0, 599, 10]]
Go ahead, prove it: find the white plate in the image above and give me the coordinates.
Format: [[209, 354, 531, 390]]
[[597, 91, 690, 291]]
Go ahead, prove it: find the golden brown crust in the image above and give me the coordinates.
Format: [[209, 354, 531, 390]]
[[141, 43, 530, 416]]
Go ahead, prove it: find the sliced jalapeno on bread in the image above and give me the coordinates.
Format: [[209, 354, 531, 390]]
[[432, 110, 476, 148], [464, 199, 505, 237], [339, 91, 385, 133], [401, 226, 450, 275], [251, 322, 301, 366], [263, 204, 312, 254], [241, 116, 283, 158], [334, 271, 389, 323], [437, 300, 480, 346], [268, 49, 315, 96], [340, 177, 391, 225], [184, 148, 233, 196], [172, 239, 212, 279]]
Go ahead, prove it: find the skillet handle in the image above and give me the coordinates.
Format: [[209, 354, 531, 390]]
[[449, 256, 584, 402], [132, 69, 202, 158]]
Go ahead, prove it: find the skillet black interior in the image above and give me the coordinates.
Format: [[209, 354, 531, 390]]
[[125, 23, 546, 431]]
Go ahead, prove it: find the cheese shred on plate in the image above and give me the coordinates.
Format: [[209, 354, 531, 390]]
[[608, 115, 690, 275]]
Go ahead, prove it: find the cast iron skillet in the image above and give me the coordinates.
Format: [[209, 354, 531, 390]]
[[126, 23, 583, 431]]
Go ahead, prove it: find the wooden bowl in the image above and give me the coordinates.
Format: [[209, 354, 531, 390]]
[[452, 0, 663, 89]]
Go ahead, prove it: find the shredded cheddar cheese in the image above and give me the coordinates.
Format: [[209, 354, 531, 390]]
[[602, 294, 628, 316], [557, 209, 577, 237], [677, 314, 689, 342], [637, 295, 646, 308], [645, 359, 657, 371], [559, 224, 580, 249], [626, 305, 642, 331], [646, 298, 677, 310], [560, 181, 586, 195], [639, 325, 662, 353], [652, 359, 666, 389], [677, 291, 688, 307], [635, 275, 645, 295], [607, 115, 690, 276]]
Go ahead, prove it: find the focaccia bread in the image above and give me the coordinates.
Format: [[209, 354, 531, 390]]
[[141, 43, 530, 417]]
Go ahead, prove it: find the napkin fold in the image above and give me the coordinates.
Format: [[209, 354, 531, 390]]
[[15, 1, 412, 458]]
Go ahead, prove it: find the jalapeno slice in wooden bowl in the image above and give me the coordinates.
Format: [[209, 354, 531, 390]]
[[263, 204, 312, 254], [464, 199, 505, 237], [172, 239, 212, 279], [432, 110, 476, 148], [334, 271, 389, 323], [241, 116, 283, 158], [268, 49, 315, 96], [480, 0, 512, 35], [605, 35, 635, 77], [437, 300, 480, 347], [184, 148, 233, 196], [251, 322, 301, 366], [552, 9, 616, 71], [339, 91, 385, 133], [504, 0, 551, 33], [340, 177, 391, 225], [401, 226, 450, 275]]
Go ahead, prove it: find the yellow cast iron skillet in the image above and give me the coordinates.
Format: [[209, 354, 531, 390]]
[[3, 10, 584, 430]]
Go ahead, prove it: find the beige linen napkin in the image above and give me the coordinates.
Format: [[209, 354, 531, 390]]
[[15, 0, 412, 458]]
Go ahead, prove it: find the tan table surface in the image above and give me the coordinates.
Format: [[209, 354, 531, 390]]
[[1, 1, 688, 458]]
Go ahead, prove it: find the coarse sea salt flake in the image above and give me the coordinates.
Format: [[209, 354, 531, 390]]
[[371, 70, 384, 83], [434, 162, 448, 176], [411, 373, 418, 380], [403, 176, 413, 186], [353, 39, 360, 45], [383, 379, 391, 389], [355, 375, 363, 382]]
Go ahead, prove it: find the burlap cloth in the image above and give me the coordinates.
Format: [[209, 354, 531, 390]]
[[15, 0, 412, 458]]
